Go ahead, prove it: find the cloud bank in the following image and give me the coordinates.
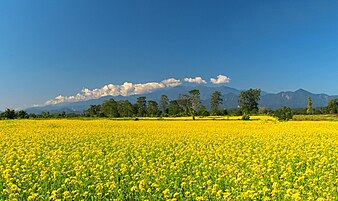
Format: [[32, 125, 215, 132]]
[[183, 76, 207, 84], [44, 78, 181, 105], [210, 74, 231, 84], [42, 74, 231, 106]]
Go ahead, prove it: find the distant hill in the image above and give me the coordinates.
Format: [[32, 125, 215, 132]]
[[260, 89, 334, 109], [25, 85, 338, 114]]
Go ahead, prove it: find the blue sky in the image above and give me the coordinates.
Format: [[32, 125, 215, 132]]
[[1, 0, 338, 110]]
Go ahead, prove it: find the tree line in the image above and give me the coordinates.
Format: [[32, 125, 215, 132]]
[[1, 89, 338, 120], [84, 89, 226, 119]]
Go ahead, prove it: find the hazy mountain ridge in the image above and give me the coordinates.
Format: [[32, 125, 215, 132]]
[[26, 86, 337, 114]]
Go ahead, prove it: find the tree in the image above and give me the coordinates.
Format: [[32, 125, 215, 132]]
[[86, 105, 102, 117], [41, 111, 51, 118], [159, 95, 169, 115], [102, 99, 119, 117], [2, 108, 16, 119], [177, 94, 191, 115], [220, 108, 228, 116], [136, 96, 147, 117], [197, 105, 209, 117], [210, 91, 223, 115], [147, 100, 159, 116], [189, 89, 200, 116], [238, 89, 261, 114], [274, 106, 293, 121], [168, 100, 182, 116], [177, 89, 201, 120], [327, 98, 338, 114], [117, 100, 134, 117], [228, 108, 242, 116], [17, 110, 29, 119], [60, 111, 66, 118], [306, 96, 313, 115]]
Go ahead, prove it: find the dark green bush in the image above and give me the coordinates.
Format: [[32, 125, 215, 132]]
[[242, 114, 250, 120]]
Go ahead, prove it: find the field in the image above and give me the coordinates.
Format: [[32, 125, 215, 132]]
[[293, 115, 338, 121], [0, 120, 338, 200]]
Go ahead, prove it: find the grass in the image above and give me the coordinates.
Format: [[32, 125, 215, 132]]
[[293, 114, 338, 121]]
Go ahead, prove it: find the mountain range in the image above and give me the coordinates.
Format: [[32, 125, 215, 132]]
[[26, 85, 338, 114]]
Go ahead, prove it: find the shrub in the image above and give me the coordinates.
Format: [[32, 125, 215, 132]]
[[242, 114, 250, 120], [274, 106, 293, 121]]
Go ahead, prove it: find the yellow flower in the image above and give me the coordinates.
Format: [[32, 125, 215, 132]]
[[1, 120, 338, 200]]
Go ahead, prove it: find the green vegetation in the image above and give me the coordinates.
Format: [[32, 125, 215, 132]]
[[210, 91, 223, 115], [238, 88, 261, 115], [293, 114, 338, 121], [306, 96, 313, 114], [327, 98, 338, 114], [274, 106, 293, 121], [2, 88, 338, 121]]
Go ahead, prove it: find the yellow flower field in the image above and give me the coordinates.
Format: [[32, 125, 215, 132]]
[[0, 120, 338, 200]]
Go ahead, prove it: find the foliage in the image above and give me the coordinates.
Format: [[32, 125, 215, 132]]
[[117, 100, 134, 117], [168, 100, 182, 116], [258, 107, 274, 116], [1, 108, 16, 119], [159, 95, 169, 115], [17, 110, 29, 119], [147, 100, 159, 117], [102, 99, 119, 117], [238, 89, 261, 114], [219, 108, 228, 116], [5, 90, 338, 120], [86, 105, 103, 117], [197, 105, 209, 117], [177, 94, 191, 115], [326, 98, 338, 114], [274, 106, 293, 121], [241, 114, 250, 120], [136, 96, 147, 117], [188, 89, 201, 116], [177, 89, 201, 120], [293, 114, 338, 121], [227, 108, 242, 116], [306, 96, 313, 114], [210, 91, 223, 115]]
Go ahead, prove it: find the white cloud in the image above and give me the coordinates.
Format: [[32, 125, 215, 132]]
[[210, 74, 231, 84], [161, 78, 181, 87], [183, 76, 207, 84], [42, 78, 182, 106], [39, 74, 231, 106]]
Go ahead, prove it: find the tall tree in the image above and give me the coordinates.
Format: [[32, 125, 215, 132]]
[[86, 105, 102, 117], [117, 100, 134, 117], [2, 108, 16, 119], [327, 98, 338, 114], [159, 95, 169, 115], [210, 91, 223, 115], [177, 94, 191, 115], [177, 89, 201, 120], [168, 100, 182, 116], [188, 89, 200, 120], [17, 110, 29, 119], [136, 96, 147, 117], [197, 105, 209, 116], [238, 89, 261, 114], [41, 111, 51, 118], [147, 100, 159, 116], [102, 99, 119, 117], [306, 96, 313, 115]]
